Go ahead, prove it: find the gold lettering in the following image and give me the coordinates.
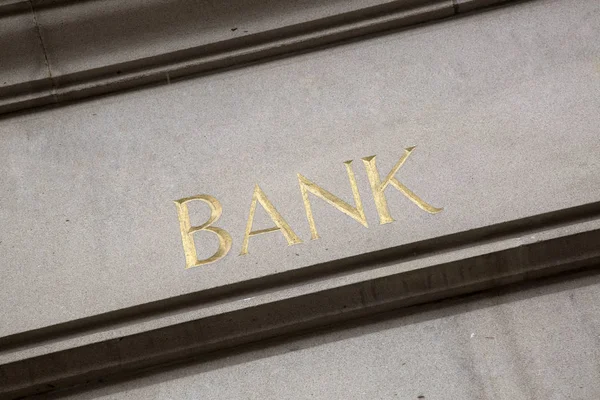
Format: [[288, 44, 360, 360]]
[[240, 184, 302, 255], [298, 160, 368, 240], [174, 195, 232, 268], [362, 147, 443, 224]]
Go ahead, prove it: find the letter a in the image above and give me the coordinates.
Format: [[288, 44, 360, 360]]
[[362, 147, 443, 225], [174, 195, 232, 268], [240, 184, 302, 255], [298, 160, 368, 240]]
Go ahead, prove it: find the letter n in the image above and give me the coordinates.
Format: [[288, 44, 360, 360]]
[[298, 160, 368, 240]]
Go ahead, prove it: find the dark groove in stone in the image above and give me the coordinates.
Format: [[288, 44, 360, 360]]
[[2, 200, 599, 351]]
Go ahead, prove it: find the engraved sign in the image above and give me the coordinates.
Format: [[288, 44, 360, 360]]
[[1, 0, 599, 346], [174, 146, 443, 268]]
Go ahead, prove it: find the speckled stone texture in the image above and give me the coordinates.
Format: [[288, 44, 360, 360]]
[[0, 0, 599, 398], [53, 270, 600, 400], [1, 0, 598, 338]]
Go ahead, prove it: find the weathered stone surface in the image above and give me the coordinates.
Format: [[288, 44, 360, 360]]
[[0, 7, 54, 112], [53, 269, 600, 400], [0, 0, 456, 114], [0, 9, 46, 87], [35, 0, 430, 76], [0, 0, 599, 342], [456, 0, 512, 12], [1, 0, 600, 398], [2, 222, 599, 398]]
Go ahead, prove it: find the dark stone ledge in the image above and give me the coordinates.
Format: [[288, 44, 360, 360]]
[[1, 202, 600, 399], [0, 0, 515, 116]]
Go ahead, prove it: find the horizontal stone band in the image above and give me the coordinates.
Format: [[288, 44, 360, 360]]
[[2, 201, 600, 398], [0, 0, 511, 116]]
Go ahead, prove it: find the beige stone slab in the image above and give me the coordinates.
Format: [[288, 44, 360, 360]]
[[0, 0, 599, 340]]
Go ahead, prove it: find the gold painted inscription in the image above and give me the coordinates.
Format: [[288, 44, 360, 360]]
[[298, 160, 368, 240], [174, 147, 442, 268], [240, 184, 303, 255], [174, 195, 232, 269]]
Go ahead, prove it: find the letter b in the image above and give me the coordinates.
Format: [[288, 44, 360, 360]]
[[174, 195, 232, 268]]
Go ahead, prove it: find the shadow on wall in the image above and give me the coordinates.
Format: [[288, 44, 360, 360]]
[[13, 0, 357, 69], [45, 266, 600, 399]]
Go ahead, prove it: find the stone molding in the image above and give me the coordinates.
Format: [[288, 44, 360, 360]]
[[1, 201, 600, 398], [4, 0, 592, 398], [0, 0, 511, 116]]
